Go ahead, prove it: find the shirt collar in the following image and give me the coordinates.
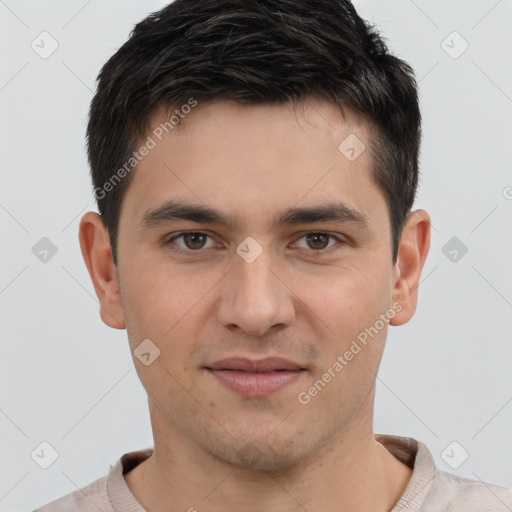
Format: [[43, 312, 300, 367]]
[[107, 434, 436, 511]]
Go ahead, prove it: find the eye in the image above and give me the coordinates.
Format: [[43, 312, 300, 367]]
[[165, 231, 346, 255], [291, 232, 345, 252], [166, 232, 218, 253]]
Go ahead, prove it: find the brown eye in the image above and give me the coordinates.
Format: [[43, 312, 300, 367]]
[[306, 233, 330, 250], [166, 232, 216, 252], [182, 233, 207, 250], [292, 232, 344, 253]]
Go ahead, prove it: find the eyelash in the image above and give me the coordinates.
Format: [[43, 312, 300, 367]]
[[165, 231, 346, 255]]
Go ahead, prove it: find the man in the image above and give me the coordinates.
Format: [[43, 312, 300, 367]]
[[34, 0, 512, 510]]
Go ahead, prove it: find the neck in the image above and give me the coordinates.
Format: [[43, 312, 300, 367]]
[[124, 400, 412, 512]]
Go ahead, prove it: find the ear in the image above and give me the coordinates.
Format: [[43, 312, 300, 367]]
[[78, 211, 126, 330], [389, 209, 431, 326]]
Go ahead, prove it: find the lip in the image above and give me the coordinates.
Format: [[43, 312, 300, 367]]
[[204, 357, 307, 397], [206, 356, 305, 372]]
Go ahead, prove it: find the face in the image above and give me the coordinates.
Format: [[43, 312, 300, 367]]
[[80, 97, 429, 471]]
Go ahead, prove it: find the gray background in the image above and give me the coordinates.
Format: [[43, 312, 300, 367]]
[[1, 0, 511, 510]]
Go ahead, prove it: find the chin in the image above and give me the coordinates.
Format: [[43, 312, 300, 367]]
[[217, 446, 301, 472], [203, 432, 321, 473]]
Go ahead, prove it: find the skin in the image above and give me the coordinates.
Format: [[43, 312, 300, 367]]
[[79, 96, 430, 512]]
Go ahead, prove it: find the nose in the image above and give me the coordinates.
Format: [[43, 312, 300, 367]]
[[216, 246, 296, 337]]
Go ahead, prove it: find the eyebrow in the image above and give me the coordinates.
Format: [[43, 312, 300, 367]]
[[139, 199, 370, 232]]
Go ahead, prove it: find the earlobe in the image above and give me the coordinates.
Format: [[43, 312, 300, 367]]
[[389, 209, 431, 327], [78, 211, 126, 330]]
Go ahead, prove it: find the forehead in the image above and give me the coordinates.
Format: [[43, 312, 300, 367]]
[[120, 98, 387, 233]]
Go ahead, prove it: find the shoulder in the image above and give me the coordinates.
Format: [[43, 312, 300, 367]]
[[376, 434, 512, 512], [32, 474, 111, 512], [32, 449, 152, 512], [425, 468, 512, 511]]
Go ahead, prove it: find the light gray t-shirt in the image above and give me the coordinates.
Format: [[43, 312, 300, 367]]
[[33, 434, 512, 511]]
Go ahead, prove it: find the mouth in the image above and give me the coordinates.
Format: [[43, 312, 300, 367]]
[[204, 357, 307, 396]]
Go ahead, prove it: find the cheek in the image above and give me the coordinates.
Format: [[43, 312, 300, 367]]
[[122, 262, 230, 375], [299, 261, 386, 328], [122, 257, 219, 333], [298, 265, 390, 385]]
